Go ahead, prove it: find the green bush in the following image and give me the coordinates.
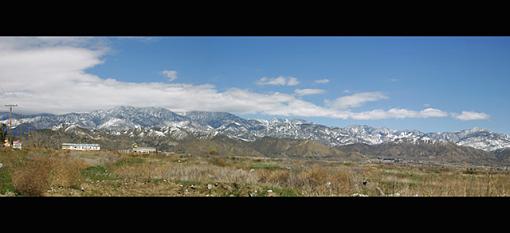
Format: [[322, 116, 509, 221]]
[[250, 162, 282, 170], [81, 165, 116, 181], [208, 147, 219, 155], [0, 167, 15, 194], [113, 157, 144, 167]]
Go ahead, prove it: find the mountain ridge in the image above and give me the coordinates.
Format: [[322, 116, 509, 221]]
[[2, 106, 509, 152]]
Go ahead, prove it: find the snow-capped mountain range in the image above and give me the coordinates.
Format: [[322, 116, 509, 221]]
[[2, 106, 510, 152]]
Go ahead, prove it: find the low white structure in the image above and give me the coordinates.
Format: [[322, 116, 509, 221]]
[[12, 140, 22, 150], [62, 143, 100, 151], [132, 147, 157, 154]]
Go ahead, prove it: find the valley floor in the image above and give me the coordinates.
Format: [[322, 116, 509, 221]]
[[1, 148, 510, 197]]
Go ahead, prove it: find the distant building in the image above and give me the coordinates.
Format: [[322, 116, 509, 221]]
[[382, 158, 400, 163], [12, 140, 22, 149], [62, 143, 100, 151], [132, 147, 157, 154], [376, 157, 400, 163]]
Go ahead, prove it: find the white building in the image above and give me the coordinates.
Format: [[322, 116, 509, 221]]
[[12, 140, 22, 150], [132, 147, 157, 154], [62, 143, 100, 151]]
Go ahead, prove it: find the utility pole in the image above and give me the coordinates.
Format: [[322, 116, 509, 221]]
[[4, 104, 17, 146]]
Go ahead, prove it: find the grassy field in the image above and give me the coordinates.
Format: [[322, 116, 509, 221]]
[[1, 147, 510, 196]]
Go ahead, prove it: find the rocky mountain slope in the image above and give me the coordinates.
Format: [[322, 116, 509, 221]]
[[2, 106, 510, 152]]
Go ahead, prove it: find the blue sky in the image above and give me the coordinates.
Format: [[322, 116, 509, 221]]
[[1, 37, 509, 133]]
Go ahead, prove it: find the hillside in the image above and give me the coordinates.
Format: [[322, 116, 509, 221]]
[[14, 126, 510, 167], [3, 106, 510, 152]]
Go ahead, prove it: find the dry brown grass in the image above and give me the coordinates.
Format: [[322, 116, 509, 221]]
[[76, 156, 510, 196], [5, 149, 510, 197], [290, 165, 353, 196], [256, 169, 290, 186], [111, 160, 259, 185], [210, 157, 228, 167], [328, 168, 353, 194], [113, 162, 163, 181], [11, 156, 86, 196], [344, 164, 510, 197], [405, 171, 510, 196], [254, 164, 353, 196], [165, 164, 259, 184], [48, 157, 87, 189], [12, 157, 52, 196]]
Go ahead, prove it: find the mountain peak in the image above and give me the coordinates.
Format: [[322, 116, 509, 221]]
[[4, 107, 510, 152]]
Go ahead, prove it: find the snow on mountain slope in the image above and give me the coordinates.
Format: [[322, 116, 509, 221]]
[[3, 106, 510, 151]]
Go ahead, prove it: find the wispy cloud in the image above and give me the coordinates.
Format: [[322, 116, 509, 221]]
[[256, 76, 299, 86], [294, 88, 325, 96], [453, 111, 490, 121], [349, 108, 449, 120], [314, 79, 330, 84], [325, 92, 388, 110], [161, 70, 178, 81]]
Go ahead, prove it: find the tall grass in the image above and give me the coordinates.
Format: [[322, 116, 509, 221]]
[[3, 149, 510, 197], [113, 162, 259, 184], [266, 165, 353, 196], [11, 157, 52, 196], [11, 156, 86, 196]]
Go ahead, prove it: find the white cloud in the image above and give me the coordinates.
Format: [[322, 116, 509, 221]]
[[294, 88, 325, 96], [0, 37, 490, 122], [256, 76, 299, 86], [287, 77, 299, 86], [453, 111, 490, 121], [420, 108, 450, 117], [161, 70, 178, 81], [314, 79, 330, 84], [348, 108, 449, 120], [325, 92, 388, 110], [0, 37, 110, 54]]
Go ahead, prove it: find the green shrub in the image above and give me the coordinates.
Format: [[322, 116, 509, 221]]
[[113, 157, 144, 167], [0, 167, 15, 194], [272, 187, 300, 197], [81, 165, 115, 181], [208, 147, 219, 156], [250, 162, 281, 170]]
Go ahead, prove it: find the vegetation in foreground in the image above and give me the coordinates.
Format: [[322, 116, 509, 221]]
[[1, 148, 510, 197]]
